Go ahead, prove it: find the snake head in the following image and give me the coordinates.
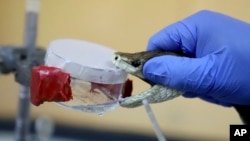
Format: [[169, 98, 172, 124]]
[[113, 51, 146, 79], [113, 50, 180, 79], [112, 50, 183, 108]]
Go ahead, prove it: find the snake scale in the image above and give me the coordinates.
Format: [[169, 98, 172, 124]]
[[112, 50, 183, 108], [112, 50, 250, 124]]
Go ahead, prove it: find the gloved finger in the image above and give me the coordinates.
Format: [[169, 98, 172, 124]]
[[142, 55, 217, 94], [146, 21, 196, 56], [183, 92, 232, 107], [182, 91, 198, 98], [199, 95, 232, 107]]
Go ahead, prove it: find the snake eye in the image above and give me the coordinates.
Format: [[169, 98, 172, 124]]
[[131, 60, 141, 67], [114, 55, 119, 60]]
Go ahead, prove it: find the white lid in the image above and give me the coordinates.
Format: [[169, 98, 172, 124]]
[[45, 39, 127, 84]]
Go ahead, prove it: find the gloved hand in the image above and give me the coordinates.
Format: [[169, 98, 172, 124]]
[[143, 10, 250, 107]]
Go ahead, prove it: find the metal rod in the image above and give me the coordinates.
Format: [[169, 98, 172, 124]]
[[14, 0, 40, 141]]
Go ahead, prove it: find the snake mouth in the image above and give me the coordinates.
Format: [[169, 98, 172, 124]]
[[112, 54, 137, 73]]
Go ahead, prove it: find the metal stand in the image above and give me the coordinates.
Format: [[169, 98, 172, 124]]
[[14, 0, 40, 141]]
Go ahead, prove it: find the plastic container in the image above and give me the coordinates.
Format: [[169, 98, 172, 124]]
[[45, 39, 128, 114]]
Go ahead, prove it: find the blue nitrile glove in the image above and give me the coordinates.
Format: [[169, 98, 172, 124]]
[[143, 10, 250, 107]]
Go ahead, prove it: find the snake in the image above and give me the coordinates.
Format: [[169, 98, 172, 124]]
[[112, 50, 250, 124], [112, 50, 184, 108]]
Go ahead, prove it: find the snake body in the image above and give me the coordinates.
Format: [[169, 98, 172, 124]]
[[112, 50, 250, 124], [112, 50, 184, 108]]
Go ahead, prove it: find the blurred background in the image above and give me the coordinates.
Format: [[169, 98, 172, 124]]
[[0, 0, 249, 140]]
